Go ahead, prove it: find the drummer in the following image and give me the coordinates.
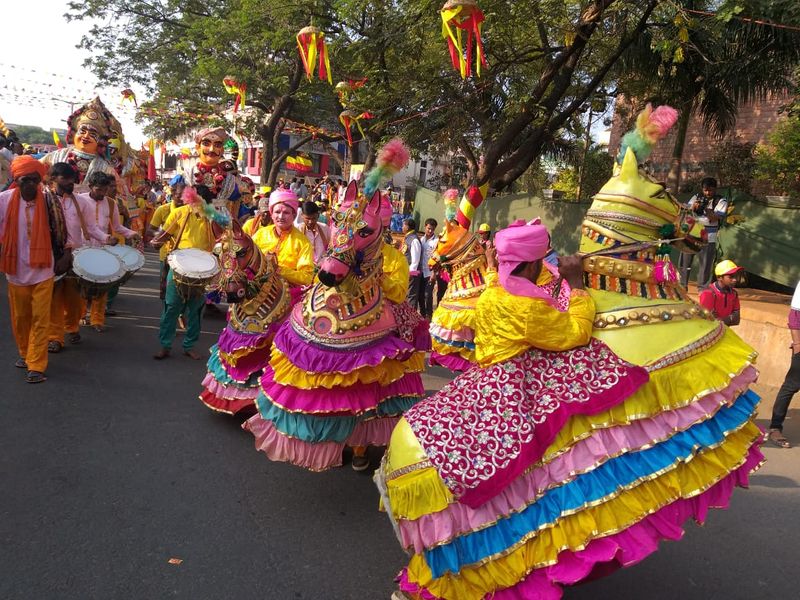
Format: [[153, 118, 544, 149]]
[[46, 163, 118, 352], [76, 172, 140, 332], [150, 174, 185, 300], [151, 186, 216, 360], [251, 189, 314, 301]]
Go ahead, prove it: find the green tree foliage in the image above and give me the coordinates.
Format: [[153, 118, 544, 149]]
[[553, 147, 613, 200], [7, 125, 65, 146], [615, 0, 800, 191], [701, 139, 756, 195], [754, 116, 800, 197]]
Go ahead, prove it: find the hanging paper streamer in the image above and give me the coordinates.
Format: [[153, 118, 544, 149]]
[[121, 88, 138, 107], [52, 130, 64, 149], [335, 78, 367, 105], [440, 0, 488, 79], [296, 25, 332, 84], [616, 103, 679, 164], [222, 77, 247, 113], [339, 110, 373, 147], [455, 183, 490, 229]]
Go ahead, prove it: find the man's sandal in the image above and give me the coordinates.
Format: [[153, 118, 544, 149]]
[[14, 357, 27, 369], [48, 341, 63, 353], [768, 429, 791, 449], [25, 371, 47, 384]]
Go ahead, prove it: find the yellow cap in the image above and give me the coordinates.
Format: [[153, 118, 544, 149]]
[[715, 260, 743, 277], [478, 223, 490, 233]]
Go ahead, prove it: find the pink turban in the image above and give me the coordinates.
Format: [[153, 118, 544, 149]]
[[494, 218, 563, 308], [194, 127, 228, 144], [268, 189, 299, 214]]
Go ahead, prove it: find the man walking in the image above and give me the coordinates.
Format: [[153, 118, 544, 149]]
[[403, 218, 423, 312], [678, 177, 728, 290], [767, 280, 800, 449]]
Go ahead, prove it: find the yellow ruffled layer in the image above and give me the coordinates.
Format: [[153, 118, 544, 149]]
[[270, 349, 426, 389], [383, 327, 755, 520], [431, 302, 477, 333], [406, 422, 762, 600], [431, 339, 476, 362]]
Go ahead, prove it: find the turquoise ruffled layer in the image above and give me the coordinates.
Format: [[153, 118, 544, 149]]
[[255, 393, 422, 443], [424, 388, 760, 579], [207, 344, 261, 388]]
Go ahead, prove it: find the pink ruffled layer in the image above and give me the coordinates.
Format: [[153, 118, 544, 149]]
[[243, 415, 401, 471], [202, 373, 259, 401], [429, 323, 474, 344], [429, 352, 474, 373], [261, 368, 424, 415], [397, 443, 764, 600], [397, 366, 758, 553], [220, 346, 271, 382], [199, 390, 256, 415]]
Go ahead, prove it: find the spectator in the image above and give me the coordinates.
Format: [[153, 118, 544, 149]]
[[297, 178, 308, 199], [767, 279, 800, 449], [298, 200, 330, 263], [698, 260, 742, 326], [403, 218, 424, 312], [420, 218, 445, 319], [678, 177, 728, 290], [477, 223, 491, 247]]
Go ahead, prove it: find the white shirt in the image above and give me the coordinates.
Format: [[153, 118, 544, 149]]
[[421, 234, 438, 277], [0, 188, 54, 286], [299, 221, 330, 263]]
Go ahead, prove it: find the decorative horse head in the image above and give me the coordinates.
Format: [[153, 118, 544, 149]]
[[431, 218, 484, 271], [212, 219, 272, 302], [317, 180, 383, 288]]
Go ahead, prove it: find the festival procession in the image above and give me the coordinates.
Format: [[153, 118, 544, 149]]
[[2, 1, 800, 599]]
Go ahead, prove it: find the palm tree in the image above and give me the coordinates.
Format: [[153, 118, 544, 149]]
[[615, 0, 800, 191]]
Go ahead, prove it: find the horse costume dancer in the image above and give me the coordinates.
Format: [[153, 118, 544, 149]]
[[243, 140, 429, 471], [200, 219, 291, 415], [428, 186, 490, 372], [375, 105, 764, 599]]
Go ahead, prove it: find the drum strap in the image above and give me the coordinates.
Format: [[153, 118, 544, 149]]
[[71, 196, 91, 241], [106, 197, 116, 235], [172, 211, 192, 252]]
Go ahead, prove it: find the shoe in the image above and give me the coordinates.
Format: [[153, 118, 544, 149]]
[[47, 341, 63, 353], [92, 325, 105, 333], [351, 455, 370, 472], [25, 370, 47, 384], [183, 349, 202, 360], [768, 428, 791, 449], [14, 357, 27, 369], [153, 348, 170, 360], [68, 332, 81, 345], [80, 316, 90, 326]]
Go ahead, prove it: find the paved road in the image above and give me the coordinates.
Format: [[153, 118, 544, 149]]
[[1, 249, 798, 599]]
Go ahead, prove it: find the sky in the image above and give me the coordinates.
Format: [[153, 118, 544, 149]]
[[0, 1, 146, 145]]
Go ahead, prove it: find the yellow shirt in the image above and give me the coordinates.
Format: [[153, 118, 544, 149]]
[[474, 269, 595, 368], [242, 215, 266, 238], [151, 202, 175, 260], [162, 205, 214, 252], [381, 244, 409, 304], [252, 224, 314, 286]]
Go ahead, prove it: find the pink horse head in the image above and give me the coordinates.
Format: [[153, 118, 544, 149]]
[[317, 180, 383, 287], [211, 219, 269, 302]]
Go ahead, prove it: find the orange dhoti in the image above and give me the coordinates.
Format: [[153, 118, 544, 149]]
[[7, 277, 55, 373], [82, 293, 108, 327], [49, 277, 84, 344]]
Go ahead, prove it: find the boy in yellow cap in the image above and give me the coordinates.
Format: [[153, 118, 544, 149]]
[[698, 259, 742, 326], [477, 222, 491, 247]]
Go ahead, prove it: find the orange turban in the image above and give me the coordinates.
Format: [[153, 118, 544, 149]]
[[11, 156, 48, 181]]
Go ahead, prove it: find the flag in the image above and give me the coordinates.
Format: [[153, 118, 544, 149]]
[[147, 139, 157, 181], [52, 130, 63, 149]]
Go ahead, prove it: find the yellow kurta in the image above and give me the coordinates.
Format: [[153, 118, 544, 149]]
[[252, 224, 314, 286], [474, 268, 595, 368], [161, 205, 214, 252], [381, 244, 409, 304], [151, 202, 176, 261]]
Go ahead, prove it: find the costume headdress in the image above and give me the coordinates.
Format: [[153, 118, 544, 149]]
[[195, 127, 229, 144], [67, 97, 115, 141], [442, 188, 459, 222]]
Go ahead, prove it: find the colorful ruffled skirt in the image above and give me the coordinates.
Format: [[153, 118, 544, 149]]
[[199, 323, 279, 415], [242, 314, 430, 471], [429, 299, 477, 372], [375, 326, 763, 599]]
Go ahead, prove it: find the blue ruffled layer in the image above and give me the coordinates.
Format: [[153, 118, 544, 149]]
[[255, 393, 420, 443], [206, 345, 261, 387], [431, 333, 476, 351], [424, 389, 760, 578]]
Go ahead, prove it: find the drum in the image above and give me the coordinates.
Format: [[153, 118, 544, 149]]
[[71, 247, 126, 298], [167, 248, 220, 300], [105, 245, 145, 284]]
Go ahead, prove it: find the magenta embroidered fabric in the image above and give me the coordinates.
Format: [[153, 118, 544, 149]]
[[403, 338, 649, 508]]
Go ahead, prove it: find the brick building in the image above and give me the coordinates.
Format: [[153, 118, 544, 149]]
[[608, 92, 792, 189]]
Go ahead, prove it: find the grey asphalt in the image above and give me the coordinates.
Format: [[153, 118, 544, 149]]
[[1, 249, 798, 600]]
